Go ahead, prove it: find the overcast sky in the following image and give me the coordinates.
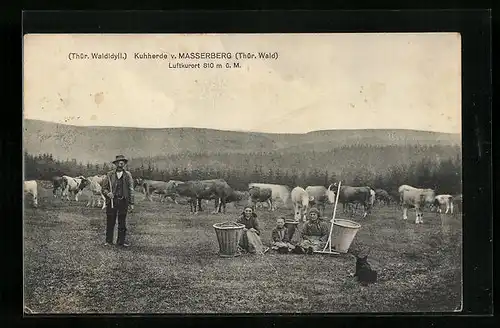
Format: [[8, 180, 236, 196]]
[[23, 33, 461, 134]]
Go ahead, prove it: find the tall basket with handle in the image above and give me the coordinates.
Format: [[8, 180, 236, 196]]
[[314, 181, 361, 255]]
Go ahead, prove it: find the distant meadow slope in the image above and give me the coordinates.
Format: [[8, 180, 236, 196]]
[[23, 119, 461, 173]]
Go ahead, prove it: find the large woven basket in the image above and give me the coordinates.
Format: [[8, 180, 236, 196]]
[[331, 219, 361, 253], [213, 222, 245, 257]]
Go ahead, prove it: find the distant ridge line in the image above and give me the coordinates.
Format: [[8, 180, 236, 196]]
[[23, 118, 461, 165], [23, 118, 460, 136]]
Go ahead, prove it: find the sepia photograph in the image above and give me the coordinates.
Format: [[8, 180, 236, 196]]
[[23, 33, 462, 314]]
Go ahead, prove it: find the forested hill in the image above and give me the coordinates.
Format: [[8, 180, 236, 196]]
[[24, 119, 461, 164], [129, 144, 461, 179]]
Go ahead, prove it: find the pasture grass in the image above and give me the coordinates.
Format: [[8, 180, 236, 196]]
[[24, 181, 462, 313]]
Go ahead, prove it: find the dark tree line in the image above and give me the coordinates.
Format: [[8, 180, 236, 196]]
[[127, 144, 461, 176], [25, 149, 462, 195]]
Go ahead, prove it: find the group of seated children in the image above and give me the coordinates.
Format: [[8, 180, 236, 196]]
[[236, 206, 330, 255]]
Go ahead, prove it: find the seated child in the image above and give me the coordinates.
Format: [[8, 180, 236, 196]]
[[271, 217, 295, 253]]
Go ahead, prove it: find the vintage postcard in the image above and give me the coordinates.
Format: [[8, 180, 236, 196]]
[[23, 33, 462, 313]]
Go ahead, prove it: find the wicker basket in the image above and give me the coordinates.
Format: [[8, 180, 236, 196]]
[[331, 219, 361, 253], [213, 222, 245, 257]]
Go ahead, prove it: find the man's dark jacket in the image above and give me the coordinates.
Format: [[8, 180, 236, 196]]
[[101, 170, 135, 205]]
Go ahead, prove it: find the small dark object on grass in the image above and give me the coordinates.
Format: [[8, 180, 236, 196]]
[[292, 247, 305, 254], [354, 249, 378, 285], [278, 247, 289, 254]]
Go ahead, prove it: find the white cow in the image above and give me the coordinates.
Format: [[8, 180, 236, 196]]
[[291, 186, 310, 222], [85, 175, 107, 209], [399, 184, 436, 224], [433, 194, 454, 214], [24, 180, 38, 207], [248, 183, 291, 210], [61, 175, 90, 202]]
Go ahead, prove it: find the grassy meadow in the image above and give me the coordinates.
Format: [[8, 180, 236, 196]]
[[23, 181, 462, 313]]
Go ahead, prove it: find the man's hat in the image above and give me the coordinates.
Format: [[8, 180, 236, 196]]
[[112, 155, 128, 164]]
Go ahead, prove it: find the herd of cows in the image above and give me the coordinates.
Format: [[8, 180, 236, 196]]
[[23, 173, 463, 224]]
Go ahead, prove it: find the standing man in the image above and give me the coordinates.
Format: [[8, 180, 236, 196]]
[[101, 155, 135, 247]]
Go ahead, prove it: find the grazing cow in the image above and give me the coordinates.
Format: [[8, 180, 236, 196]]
[[24, 180, 38, 207], [85, 175, 107, 209], [305, 186, 336, 216], [345, 187, 374, 214], [142, 179, 183, 203], [213, 190, 249, 212], [375, 189, 393, 206], [433, 194, 454, 214], [248, 183, 291, 209], [175, 179, 233, 214], [291, 186, 310, 222], [61, 175, 90, 201], [248, 186, 273, 211], [52, 176, 65, 198], [330, 183, 373, 218], [398, 184, 436, 224]]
